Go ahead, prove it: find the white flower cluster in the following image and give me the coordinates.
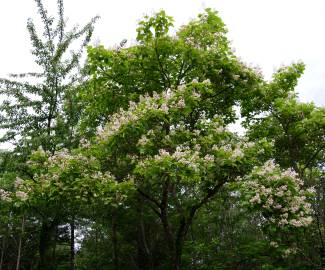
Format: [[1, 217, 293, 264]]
[[143, 141, 217, 174], [152, 146, 201, 171], [24, 148, 117, 203], [137, 134, 150, 147], [270, 241, 279, 248], [254, 160, 304, 187], [282, 247, 298, 258], [231, 146, 244, 159], [16, 191, 28, 201], [97, 84, 202, 141], [80, 138, 91, 148], [0, 188, 11, 202], [212, 143, 245, 160], [203, 79, 211, 85], [245, 160, 314, 228], [136, 113, 231, 170], [46, 149, 91, 171], [14, 177, 23, 189], [172, 145, 202, 171], [0, 177, 29, 203]]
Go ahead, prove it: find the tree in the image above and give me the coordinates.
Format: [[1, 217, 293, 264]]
[[0, 0, 98, 269], [245, 90, 325, 268], [78, 9, 264, 269], [0, 0, 98, 154], [78, 9, 321, 269]]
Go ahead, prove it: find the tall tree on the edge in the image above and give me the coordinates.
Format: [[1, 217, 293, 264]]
[[0, 0, 98, 155], [0, 1, 98, 269]]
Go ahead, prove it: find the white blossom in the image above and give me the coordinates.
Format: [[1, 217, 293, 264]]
[[249, 194, 261, 204], [231, 147, 244, 159], [204, 154, 215, 163], [138, 135, 149, 146], [16, 191, 28, 201], [160, 103, 169, 112], [176, 98, 186, 108], [14, 177, 24, 189], [0, 189, 11, 202], [246, 160, 313, 229], [270, 241, 279, 248], [203, 79, 211, 84], [306, 186, 316, 194]]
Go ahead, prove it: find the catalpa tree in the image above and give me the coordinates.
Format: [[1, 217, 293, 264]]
[[91, 81, 314, 269], [83, 9, 318, 269]]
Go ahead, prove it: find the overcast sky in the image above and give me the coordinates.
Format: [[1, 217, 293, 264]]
[[0, 0, 324, 106]]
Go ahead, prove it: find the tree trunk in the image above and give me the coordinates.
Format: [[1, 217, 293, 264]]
[[70, 217, 75, 270], [95, 226, 99, 270], [112, 210, 118, 270], [16, 216, 25, 270], [171, 254, 181, 270], [320, 247, 325, 270], [39, 221, 56, 270], [137, 199, 154, 270], [51, 226, 58, 268], [0, 234, 6, 270], [171, 230, 185, 270]]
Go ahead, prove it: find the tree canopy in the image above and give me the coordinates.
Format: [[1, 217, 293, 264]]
[[0, 2, 324, 270]]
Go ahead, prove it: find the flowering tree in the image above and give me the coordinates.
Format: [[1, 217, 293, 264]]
[[243, 160, 315, 256], [0, 0, 98, 268], [244, 92, 325, 266], [91, 77, 283, 269], [10, 147, 132, 269], [75, 8, 322, 270]]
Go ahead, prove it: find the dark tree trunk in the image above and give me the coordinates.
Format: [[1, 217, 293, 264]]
[[39, 220, 57, 270], [16, 216, 25, 270], [70, 217, 75, 270], [137, 199, 154, 270], [51, 226, 58, 268], [139, 176, 226, 270], [320, 247, 325, 270], [172, 237, 184, 270], [0, 233, 5, 270], [171, 256, 181, 270], [95, 226, 99, 270], [112, 210, 118, 270]]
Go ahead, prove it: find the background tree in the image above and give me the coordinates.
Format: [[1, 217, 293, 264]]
[[0, 0, 98, 269], [0, 0, 98, 154], [244, 89, 325, 268]]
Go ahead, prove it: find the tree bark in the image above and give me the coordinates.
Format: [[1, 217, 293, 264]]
[[39, 220, 57, 270], [0, 233, 6, 270], [70, 217, 75, 270], [16, 216, 25, 270], [112, 210, 118, 270], [137, 198, 154, 270], [51, 226, 58, 268]]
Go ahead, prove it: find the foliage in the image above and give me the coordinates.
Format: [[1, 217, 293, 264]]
[[0, 5, 324, 270], [0, 0, 98, 153]]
